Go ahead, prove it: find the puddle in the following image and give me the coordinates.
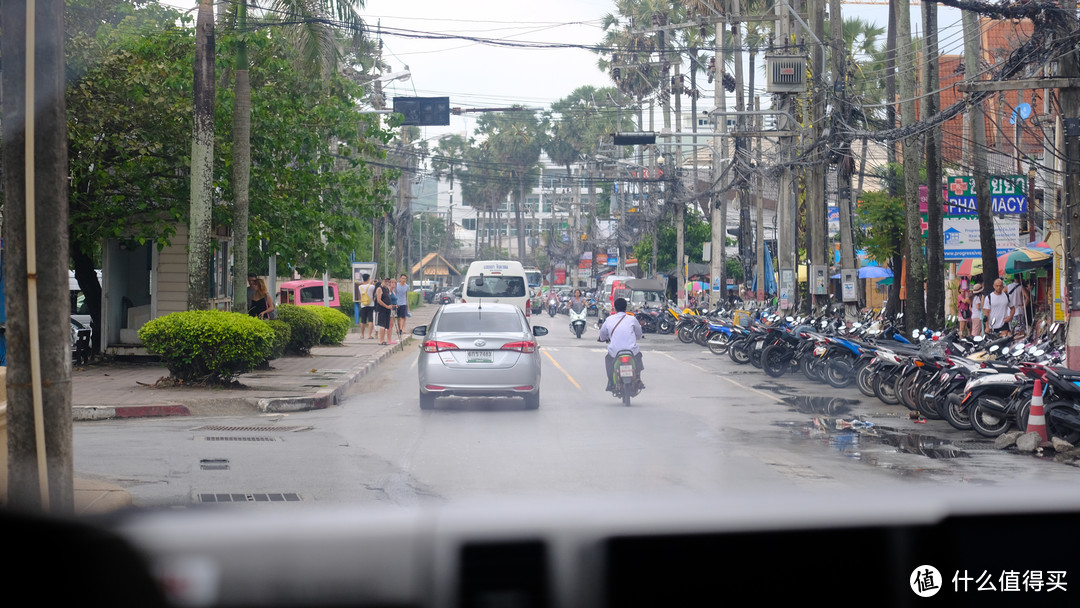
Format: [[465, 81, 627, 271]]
[[874, 428, 969, 459], [783, 396, 859, 415]]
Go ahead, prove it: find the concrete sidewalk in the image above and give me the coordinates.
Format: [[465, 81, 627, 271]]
[[71, 303, 439, 514]]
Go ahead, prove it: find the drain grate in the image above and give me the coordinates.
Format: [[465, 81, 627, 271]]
[[191, 425, 312, 432], [197, 492, 302, 503], [199, 436, 280, 442], [200, 459, 230, 470]]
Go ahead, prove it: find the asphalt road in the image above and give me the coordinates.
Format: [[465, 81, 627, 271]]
[[73, 312, 1080, 508]]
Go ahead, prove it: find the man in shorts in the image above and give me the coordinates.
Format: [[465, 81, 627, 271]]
[[395, 274, 410, 339], [983, 278, 1014, 337], [358, 274, 376, 339]]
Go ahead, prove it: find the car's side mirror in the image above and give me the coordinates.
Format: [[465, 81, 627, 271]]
[[412, 326, 427, 336], [532, 326, 549, 337]]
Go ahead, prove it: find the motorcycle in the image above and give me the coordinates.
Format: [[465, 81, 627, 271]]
[[610, 349, 643, 406], [569, 307, 588, 338], [547, 297, 558, 318]]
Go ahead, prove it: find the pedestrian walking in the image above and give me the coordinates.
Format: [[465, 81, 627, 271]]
[[1007, 275, 1026, 334], [970, 283, 984, 337], [375, 277, 394, 345], [248, 277, 275, 320], [957, 279, 972, 337], [983, 278, 1014, 337], [395, 274, 410, 340], [358, 274, 376, 339]]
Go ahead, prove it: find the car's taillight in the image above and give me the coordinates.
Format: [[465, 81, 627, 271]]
[[501, 341, 537, 353], [525, 306, 530, 317], [423, 341, 459, 353]]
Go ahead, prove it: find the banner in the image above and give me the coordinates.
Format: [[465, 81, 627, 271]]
[[943, 216, 1023, 259], [944, 175, 1027, 215]]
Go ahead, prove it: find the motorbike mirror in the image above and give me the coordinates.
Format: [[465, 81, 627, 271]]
[[990, 345, 1000, 352], [973, 335, 984, 342], [911, 329, 919, 338], [1035, 349, 1046, 357], [786, 316, 794, 323], [853, 322, 862, 328]]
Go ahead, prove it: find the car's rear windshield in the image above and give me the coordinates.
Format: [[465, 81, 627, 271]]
[[436, 310, 525, 333], [466, 276, 526, 298]]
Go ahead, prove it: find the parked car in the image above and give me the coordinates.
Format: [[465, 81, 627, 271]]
[[278, 279, 340, 307], [435, 284, 461, 305], [412, 302, 549, 410]]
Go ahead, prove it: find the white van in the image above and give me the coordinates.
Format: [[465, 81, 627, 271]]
[[462, 260, 531, 318]]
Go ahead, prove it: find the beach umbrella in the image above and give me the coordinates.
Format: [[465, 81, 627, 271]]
[[999, 247, 1052, 274]]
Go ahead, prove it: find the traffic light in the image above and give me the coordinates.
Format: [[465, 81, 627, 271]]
[[392, 97, 450, 126]]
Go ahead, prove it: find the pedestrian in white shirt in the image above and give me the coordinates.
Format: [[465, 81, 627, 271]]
[[983, 278, 1014, 336]]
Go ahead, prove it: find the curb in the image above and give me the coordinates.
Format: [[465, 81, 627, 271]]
[[73, 404, 192, 421]]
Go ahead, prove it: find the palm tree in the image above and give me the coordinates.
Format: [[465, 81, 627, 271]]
[[228, 0, 366, 311]]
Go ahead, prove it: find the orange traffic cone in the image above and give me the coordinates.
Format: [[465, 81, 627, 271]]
[[1027, 378, 1048, 442]]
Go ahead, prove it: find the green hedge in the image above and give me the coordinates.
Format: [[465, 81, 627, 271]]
[[308, 305, 352, 344], [277, 304, 324, 355], [407, 291, 421, 308], [138, 310, 275, 383], [265, 320, 292, 360], [338, 289, 354, 316]]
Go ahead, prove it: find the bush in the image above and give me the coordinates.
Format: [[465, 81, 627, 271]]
[[407, 291, 421, 308], [138, 310, 274, 384], [265, 320, 292, 360], [338, 288, 354, 316], [276, 304, 324, 355], [308, 305, 352, 344]]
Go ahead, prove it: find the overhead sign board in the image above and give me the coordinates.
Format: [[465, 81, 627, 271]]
[[945, 175, 1027, 215]]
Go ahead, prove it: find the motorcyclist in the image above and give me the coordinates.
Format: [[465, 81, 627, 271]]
[[598, 297, 644, 392], [569, 289, 586, 314]]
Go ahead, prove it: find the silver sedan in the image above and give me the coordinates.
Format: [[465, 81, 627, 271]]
[[412, 303, 549, 410]]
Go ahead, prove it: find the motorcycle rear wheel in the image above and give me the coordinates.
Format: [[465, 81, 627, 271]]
[[658, 320, 673, 334], [762, 345, 791, 378], [914, 378, 944, 420], [942, 394, 973, 431], [707, 333, 730, 355], [855, 363, 876, 398], [970, 396, 1012, 437], [873, 372, 899, 405], [824, 358, 853, 389], [1045, 401, 1080, 444], [728, 339, 751, 364], [677, 325, 696, 344]]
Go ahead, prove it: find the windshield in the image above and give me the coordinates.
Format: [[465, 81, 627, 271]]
[[466, 276, 527, 298], [14, 2, 1075, 600]]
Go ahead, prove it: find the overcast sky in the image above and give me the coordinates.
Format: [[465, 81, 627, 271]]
[[357, 0, 967, 142]]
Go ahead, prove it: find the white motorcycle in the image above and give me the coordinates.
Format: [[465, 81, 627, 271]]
[[569, 306, 588, 338]]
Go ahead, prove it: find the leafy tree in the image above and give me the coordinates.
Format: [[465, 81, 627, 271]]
[[476, 112, 544, 261]]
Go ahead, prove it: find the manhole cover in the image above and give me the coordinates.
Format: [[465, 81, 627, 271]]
[[197, 492, 302, 503]]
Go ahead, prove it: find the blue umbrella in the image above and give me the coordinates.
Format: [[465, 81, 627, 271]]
[[858, 266, 893, 279]]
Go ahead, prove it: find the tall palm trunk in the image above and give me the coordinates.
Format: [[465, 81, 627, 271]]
[[232, 0, 251, 312], [898, 0, 925, 329], [188, 0, 215, 310]]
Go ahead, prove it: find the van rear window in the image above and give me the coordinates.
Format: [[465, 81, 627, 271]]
[[299, 286, 334, 303], [466, 276, 526, 299]]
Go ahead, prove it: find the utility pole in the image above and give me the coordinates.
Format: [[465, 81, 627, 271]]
[[776, 0, 798, 312], [831, 0, 857, 321], [733, 0, 751, 300], [710, 17, 728, 304], [755, 96, 766, 301], [675, 58, 686, 306], [2, 0, 74, 512], [808, 0, 826, 310], [1062, 21, 1080, 369], [963, 11, 998, 298]]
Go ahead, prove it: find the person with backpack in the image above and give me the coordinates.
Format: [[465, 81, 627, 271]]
[[983, 278, 1014, 337], [358, 274, 376, 339]]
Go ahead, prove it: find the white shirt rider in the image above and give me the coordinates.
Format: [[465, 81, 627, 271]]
[[598, 303, 643, 357]]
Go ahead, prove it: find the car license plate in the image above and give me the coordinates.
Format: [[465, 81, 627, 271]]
[[755, 341, 764, 350], [467, 350, 493, 363]]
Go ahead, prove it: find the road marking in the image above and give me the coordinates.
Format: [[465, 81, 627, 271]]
[[658, 351, 783, 403], [543, 349, 583, 391]]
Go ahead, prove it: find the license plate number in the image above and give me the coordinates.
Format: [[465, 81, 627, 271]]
[[619, 365, 634, 377], [467, 350, 493, 363], [755, 341, 764, 350]]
